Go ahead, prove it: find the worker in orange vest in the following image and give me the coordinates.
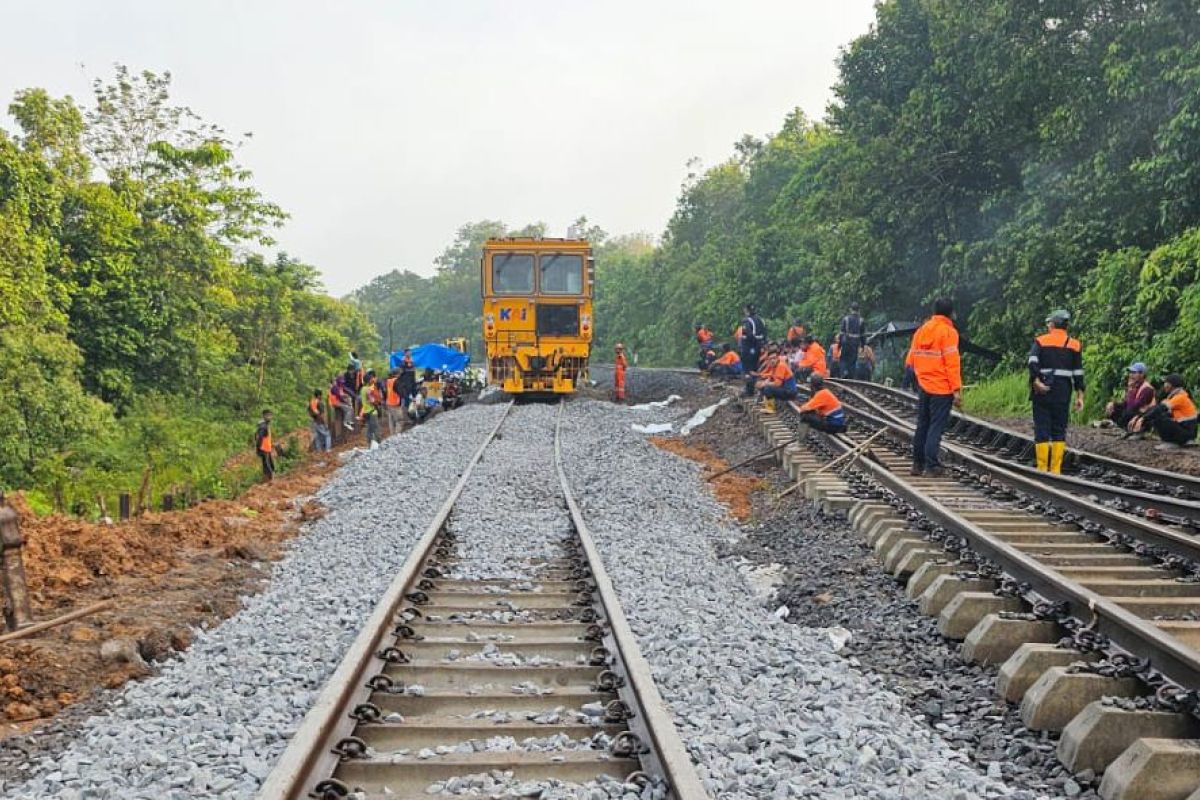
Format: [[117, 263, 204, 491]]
[[255, 409, 276, 482], [906, 298, 962, 476], [614, 342, 628, 402], [786, 320, 806, 346], [384, 369, 405, 436], [710, 344, 743, 378], [796, 374, 847, 432], [308, 390, 331, 452], [1132, 373, 1198, 449], [755, 345, 797, 413], [829, 339, 842, 378], [1028, 309, 1084, 473], [795, 336, 829, 380]]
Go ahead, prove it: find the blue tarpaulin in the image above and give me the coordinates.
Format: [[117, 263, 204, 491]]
[[391, 343, 470, 373]]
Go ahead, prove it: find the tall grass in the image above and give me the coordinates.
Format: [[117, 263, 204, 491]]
[[962, 372, 1030, 417]]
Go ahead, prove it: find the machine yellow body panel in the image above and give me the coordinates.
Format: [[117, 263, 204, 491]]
[[481, 238, 593, 394]]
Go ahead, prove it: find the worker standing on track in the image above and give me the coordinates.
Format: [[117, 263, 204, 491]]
[[796, 374, 848, 433], [1028, 309, 1084, 474], [907, 298, 962, 477], [255, 410, 276, 482], [614, 342, 628, 402], [755, 345, 797, 413], [829, 339, 842, 378], [738, 304, 767, 396], [838, 303, 864, 378], [308, 390, 331, 452]]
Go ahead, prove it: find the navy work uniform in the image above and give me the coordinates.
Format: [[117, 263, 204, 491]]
[[1028, 310, 1083, 474]]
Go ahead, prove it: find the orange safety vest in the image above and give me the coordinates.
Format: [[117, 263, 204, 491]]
[[258, 431, 273, 453], [328, 389, 338, 409], [907, 314, 961, 395], [1166, 389, 1199, 423], [799, 387, 842, 416], [715, 351, 740, 366], [309, 397, 320, 417], [798, 342, 829, 378], [386, 377, 401, 406], [615, 352, 628, 370], [787, 325, 806, 342], [768, 359, 794, 385], [697, 328, 714, 346], [830, 342, 841, 360]]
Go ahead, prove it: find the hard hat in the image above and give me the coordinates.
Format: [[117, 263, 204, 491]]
[[1045, 309, 1071, 325], [615, 342, 624, 349], [1128, 362, 1147, 374]]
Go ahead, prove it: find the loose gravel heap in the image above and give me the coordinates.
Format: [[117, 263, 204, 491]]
[[588, 366, 709, 404], [559, 399, 1013, 799], [1, 404, 509, 799]]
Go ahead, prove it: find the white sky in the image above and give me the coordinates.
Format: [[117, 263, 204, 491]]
[[1, 1, 877, 296]]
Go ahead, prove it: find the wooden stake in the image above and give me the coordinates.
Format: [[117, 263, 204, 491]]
[[774, 428, 887, 501], [706, 436, 799, 482], [0, 600, 111, 645]]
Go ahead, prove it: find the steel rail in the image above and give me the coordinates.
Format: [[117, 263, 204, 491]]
[[782, 398, 1200, 690], [261, 399, 707, 799], [829, 381, 1200, 527], [259, 401, 515, 800], [832, 377, 1200, 497], [553, 401, 708, 800]]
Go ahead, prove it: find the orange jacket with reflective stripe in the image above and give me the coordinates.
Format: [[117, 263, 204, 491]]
[[907, 315, 961, 394], [1165, 389, 1198, 423], [797, 342, 829, 378], [765, 359, 793, 385], [798, 387, 842, 417]]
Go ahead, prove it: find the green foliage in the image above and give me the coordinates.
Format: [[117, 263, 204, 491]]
[[962, 372, 1031, 418], [0, 66, 372, 514]]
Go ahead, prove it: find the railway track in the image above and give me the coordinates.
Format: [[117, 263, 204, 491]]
[[745, 392, 1200, 798], [833, 377, 1200, 508], [258, 401, 705, 800]]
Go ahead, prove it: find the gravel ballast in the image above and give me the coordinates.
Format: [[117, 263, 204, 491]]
[[560, 399, 1013, 799], [1, 404, 510, 799]]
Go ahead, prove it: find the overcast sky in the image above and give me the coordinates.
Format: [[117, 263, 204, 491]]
[[1, 1, 877, 296]]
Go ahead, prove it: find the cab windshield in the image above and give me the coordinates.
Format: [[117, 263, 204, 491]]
[[539, 254, 583, 294], [492, 253, 534, 294]]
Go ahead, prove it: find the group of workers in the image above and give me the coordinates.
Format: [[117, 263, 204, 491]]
[[698, 297, 1195, 478], [254, 350, 455, 481]]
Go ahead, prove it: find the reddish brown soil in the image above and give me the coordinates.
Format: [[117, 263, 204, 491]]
[[0, 438, 344, 737], [650, 437, 764, 520]]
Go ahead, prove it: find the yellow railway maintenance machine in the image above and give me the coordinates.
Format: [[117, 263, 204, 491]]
[[481, 237, 593, 395]]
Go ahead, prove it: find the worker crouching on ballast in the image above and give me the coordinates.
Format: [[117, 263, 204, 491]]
[[796, 374, 847, 433], [756, 345, 797, 414], [1029, 309, 1084, 474], [1131, 373, 1198, 449], [710, 343, 743, 378]]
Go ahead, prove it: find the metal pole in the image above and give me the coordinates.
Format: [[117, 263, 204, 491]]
[[388, 318, 395, 356]]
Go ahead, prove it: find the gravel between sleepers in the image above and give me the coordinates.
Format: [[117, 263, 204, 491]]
[[0, 404, 510, 800], [559, 399, 1012, 799]]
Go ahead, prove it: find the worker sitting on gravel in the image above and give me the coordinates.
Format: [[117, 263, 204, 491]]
[[756, 346, 798, 413], [710, 344, 743, 378], [794, 336, 830, 381], [1102, 362, 1156, 433], [796, 374, 847, 433], [254, 410, 276, 482], [1131, 373, 1198, 449]]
